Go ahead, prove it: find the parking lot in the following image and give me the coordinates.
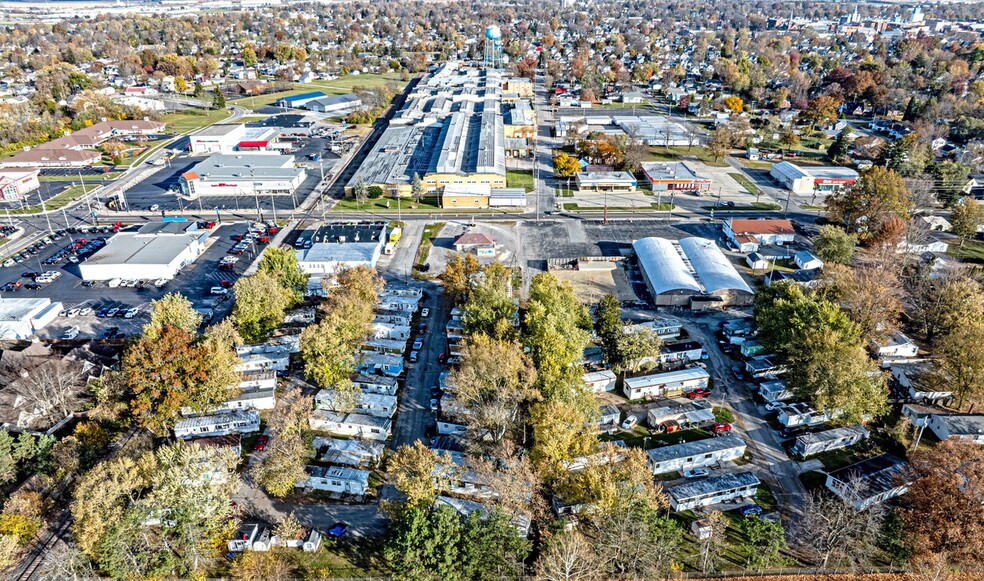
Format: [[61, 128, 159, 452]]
[[0, 222, 267, 339]]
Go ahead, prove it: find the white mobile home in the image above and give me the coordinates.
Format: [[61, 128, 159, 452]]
[[646, 402, 715, 429], [314, 436, 385, 467], [792, 425, 870, 457], [309, 410, 392, 441], [623, 368, 710, 400], [174, 409, 260, 439], [758, 380, 793, 403], [668, 471, 761, 511], [778, 402, 832, 428], [220, 387, 276, 411], [825, 454, 908, 510], [874, 332, 918, 359], [351, 374, 399, 396], [646, 435, 746, 475], [623, 317, 683, 340], [296, 465, 370, 495], [583, 370, 617, 393], [927, 414, 984, 445], [315, 389, 398, 418]]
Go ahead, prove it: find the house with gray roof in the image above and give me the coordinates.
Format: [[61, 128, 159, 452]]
[[646, 435, 747, 475]]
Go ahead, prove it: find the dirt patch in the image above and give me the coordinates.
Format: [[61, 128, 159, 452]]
[[552, 264, 640, 304]]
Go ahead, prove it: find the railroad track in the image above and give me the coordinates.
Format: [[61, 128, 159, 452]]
[[11, 512, 71, 581]]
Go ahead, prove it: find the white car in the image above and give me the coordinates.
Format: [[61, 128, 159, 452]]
[[421, 308, 430, 317], [78, 307, 93, 316], [66, 308, 80, 318], [124, 307, 140, 319], [765, 401, 786, 411], [154, 278, 169, 288], [210, 286, 229, 296], [409, 351, 419, 363], [61, 326, 80, 340], [683, 468, 709, 479], [621, 415, 638, 430], [2, 259, 13, 268], [150, 204, 160, 212]]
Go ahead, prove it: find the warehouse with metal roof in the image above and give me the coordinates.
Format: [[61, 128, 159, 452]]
[[633, 236, 753, 308]]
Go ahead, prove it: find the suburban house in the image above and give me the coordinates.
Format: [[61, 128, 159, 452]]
[[453, 232, 497, 257], [927, 414, 984, 445], [315, 389, 398, 418], [173, 409, 261, 440], [793, 251, 823, 270], [309, 410, 392, 441], [623, 367, 710, 400], [825, 454, 908, 510], [668, 472, 761, 511], [791, 425, 870, 458], [314, 436, 385, 467], [583, 370, 617, 393], [295, 465, 370, 496], [746, 252, 770, 270], [778, 402, 834, 428], [646, 435, 747, 475], [723, 219, 795, 253]]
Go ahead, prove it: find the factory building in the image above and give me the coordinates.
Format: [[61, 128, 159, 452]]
[[770, 161, 858, 195], [78, 221, 209, 281], [633, 237, 753, 308], [178, 153, 306, 198], [346, 62, 507, 202]]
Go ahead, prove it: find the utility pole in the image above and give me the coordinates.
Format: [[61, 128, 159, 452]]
[[603, 190, 608, 225], [39, 194, 53, 235]]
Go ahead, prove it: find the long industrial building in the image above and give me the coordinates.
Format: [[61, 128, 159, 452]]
[[633, 236, 753, 308], [346, 62, 507, 198]]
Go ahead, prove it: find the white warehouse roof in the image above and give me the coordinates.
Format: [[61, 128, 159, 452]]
[[633, 236, 752, 296], [678, 237, 753, 295], [632, 237, 702, 295]]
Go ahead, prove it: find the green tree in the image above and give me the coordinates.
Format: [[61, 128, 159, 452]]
[[242, 46, 258, 68], [411, 172, 423, 203], [741, 517, 789, 569], [754, 281, 859, 359], [300, 317, 357, 387], [461, 262, 518, 340], [251, 391, 312, 497], [529, 399, 597, 480], [827, 127, 852, 162], [813, 225, 857, 264], [930, 161, 972, 205], [524, 273, 593, 401], [949, 198, 984, 247], [594, 294, 622, 365], [826, 165, 912, 245], [211, 89, 226, 110], [459, 509, 531, 580], [384, 505, 463, 580], [258, 245, 309, 306], [193, 81, 204, 98], [878, 133, 928, 177], [616, 328, 663, 373], [231, 271, 292, 343], [367, 185, 384, 199], [935, 317, 984, 409], [144, 292, 202, 338], [388, 441, 455, 513], [440, 254, 480, 302], [353, 177, 369, 210]]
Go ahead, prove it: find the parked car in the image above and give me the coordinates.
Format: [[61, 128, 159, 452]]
[[739, 505, 763, 517], [621, 415, 638, 430], [254, 435, 269, 452], [712, 423, 732, 434], [412, 339, 423, 350], [429, 398, 439, 411], [66, 308, 80, 318], [210, 286, 229, 296], [106, 307, 120, 317], [219, 280, 235, 288], [687, 389, 712, 399], [124, 307, 140, 319], [327, 522, 348, 539], [683, 468, 709, 479], [765, 401, 786, 412], [61, 326, 80, 340], [409, 351, 419, 363], [421, 308, 430, 317]]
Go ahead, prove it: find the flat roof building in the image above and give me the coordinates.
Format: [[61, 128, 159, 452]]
[[668, 472, 761, 511], [0, 298, 63, 340], [641, 162, 711, 193], [306, 93, 362, 114], [770, 161, 858, 196], [296, 222, 388, 277], [646, 435, 747, 475], [624, 367, 710, 400], [78, 221, 209, 281], [723, 219, 796, 253], [634, 236, 753, 309], [826, 454, 908, 510], [575, 171, 638, 192], [178, 153, 306, 198], [277, 91, 327, 108]]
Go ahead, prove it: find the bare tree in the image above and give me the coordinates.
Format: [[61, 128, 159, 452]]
[[696, 510, 728, 573], [794, 483, 886, 569], [1, 358, 86, 426], [535, 530, 603, 581]]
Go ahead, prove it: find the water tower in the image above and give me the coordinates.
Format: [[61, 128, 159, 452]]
[[484, 25, 503, 69]]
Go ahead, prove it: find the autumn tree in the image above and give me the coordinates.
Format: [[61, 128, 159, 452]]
[[529, 399, 597, 480], [448, 334, 537, 443], [535, 530, 602, 581], [461, 262, 518, 340], [821, 263, 903, 342], [524, 273, 593, 400], [553, 152, 579, 187], [615, 328, 663, 373], [935, 317, 984, 409], [440, 253, 480, 302], [949, 198, 984, 247], [907, 274, 984, 341], [799, 95, 841, 129], [722, 95, 744, 113], [813, 224, 857, 264], [708, 126, 734, 161], [827, 166, 912, 246], [387, 441, 455, 513], [229, 551, 292, 581], [900, 439, 984, 568], [251, 390, 312, 498], [794, 486, 887, 569], [231, 271, 293, 343], [258, 246, 309, 306], [143, 292, 202, 338]]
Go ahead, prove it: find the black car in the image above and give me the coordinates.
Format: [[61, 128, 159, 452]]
[[23, 283, 41, 290], [21, 272, 40, 279], [82, 280, 96, 287]]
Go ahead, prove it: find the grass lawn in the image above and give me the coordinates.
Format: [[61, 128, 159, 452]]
[[415, 222, 446, 268], [237, 115, 269, 124], [728, 172, 762, 197], [506, 169, 534, 192], [555, 186, 574, 198], [160, 108, 233, 134], [643, 146, 728, 167], [332, 196, 441, 213], [285, 536, 389, 578], [563, 202, 673, 212], [947, 239, 984, 264], [10, 185, 88, 214], [739, 159, 775, 171], [39, 173, 124, 182], [241, 74, 406, 111], [702, 202, 782, 212]]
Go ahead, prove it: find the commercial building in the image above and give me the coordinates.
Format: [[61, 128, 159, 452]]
[[641, 162, 711, 193], [791, 425, 870, 458], [723, 219, 796, 252], [0, 168, 40, 201], [179, 153, 306, 198], [189, 124, 281, 154], [78, 221, 209, 281], [633, 237, 754, 308], [646, 435, 747, 475], [575, 171, 638, 192], [0, 298, 62, 340], [825, 454, 908, 510], [296, 222, 388, 277], [770, 161, 858, 195], [0, 149, 101, 168], [306, 93, 362, 114], [668, 472, 761, 511], [346, 62, 506, 198], [623, 367, 710, 400], [277, 91, 327, 109], [554, 109, 692, 146]]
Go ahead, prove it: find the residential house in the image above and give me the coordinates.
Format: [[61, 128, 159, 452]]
[[873, 332, 918, 359], [191, 433, 243, 458], [658, 341, 703, 365], [778, 402, 834, 428], [453, 232, 496, 257], [792, 425, 870, 457], [927, 414, 984, 445], [825, 454, 908, 510], [623, 368, 710, 400], [219, 387, 276, 412], [793, 251, 823, 270], [892, 363, 951, 402], [174, 410, 261, 440], [646, 435, 747, 475], [435, 496, 531, 537], [746, 252, 770, 270], [309, 410, 392, 441], [668, 472, 761, 511], [351, 374, 399, 396], [758, 380, 793, 403], [597, 404, 621, 434], [723, 219, 795, 252], [623, 317, 683, 340], [295, 465, 370, 495], [583, 370, 617, 393], [315, 389, 397, 418], [646, 401, 715, 430], [314, 436, 385, 467], [356, 353, 404, 377], [745, 356, 784, 379]]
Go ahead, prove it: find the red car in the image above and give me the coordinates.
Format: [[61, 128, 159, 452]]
[[220, 280, 234, 288], [687, 389, 712, 399], [203, 221, 217, 229], [254, 435, 269, 451], [712, 423, 732, 434]]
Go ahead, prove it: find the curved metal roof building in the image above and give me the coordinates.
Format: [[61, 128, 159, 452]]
[[633, 236, 754, 307]]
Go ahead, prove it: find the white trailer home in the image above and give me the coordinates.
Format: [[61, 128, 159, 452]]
[[668, 472, 761, 511], [309, 410, 392, 441], [583, 370, 617, 393], [295, 465, 370, 495], [315, 389, 398, 418], [314, 436, 385, 467], [791, 425, 870, 458], [646, 435, 747, 475], [623, 368, 710, 400], [351, 374, 399, 396], [174, 409, 260, 440]]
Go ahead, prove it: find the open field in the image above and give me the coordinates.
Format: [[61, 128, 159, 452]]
[[240, 74, 406, 111], [551, 265, 640, 304], [644, 146, 729, 167], [506, 169, 534, 192], [160, 108, 233, 133], [9, 185, 88, 214]]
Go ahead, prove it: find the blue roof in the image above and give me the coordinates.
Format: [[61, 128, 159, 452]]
[[281, 91, 326, 103]]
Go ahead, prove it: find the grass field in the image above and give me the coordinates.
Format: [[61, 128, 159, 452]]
[[160, 108, 233, 134], [39, 173, 124, 182], [416, 222, 446, 268], [563, 202, 674, 212], [644, 146, 729, 167], [236, 115, 269, 124], [240, 74, 406, 111], [506, 170, 535, 192], [728, 172, 762, 197], [332, 197, 441, 213], [948, 239, 984, 264], [10, 185, 88, 215]]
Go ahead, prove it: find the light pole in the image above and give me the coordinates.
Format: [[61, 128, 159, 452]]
[[39, 194, 53, 235]]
